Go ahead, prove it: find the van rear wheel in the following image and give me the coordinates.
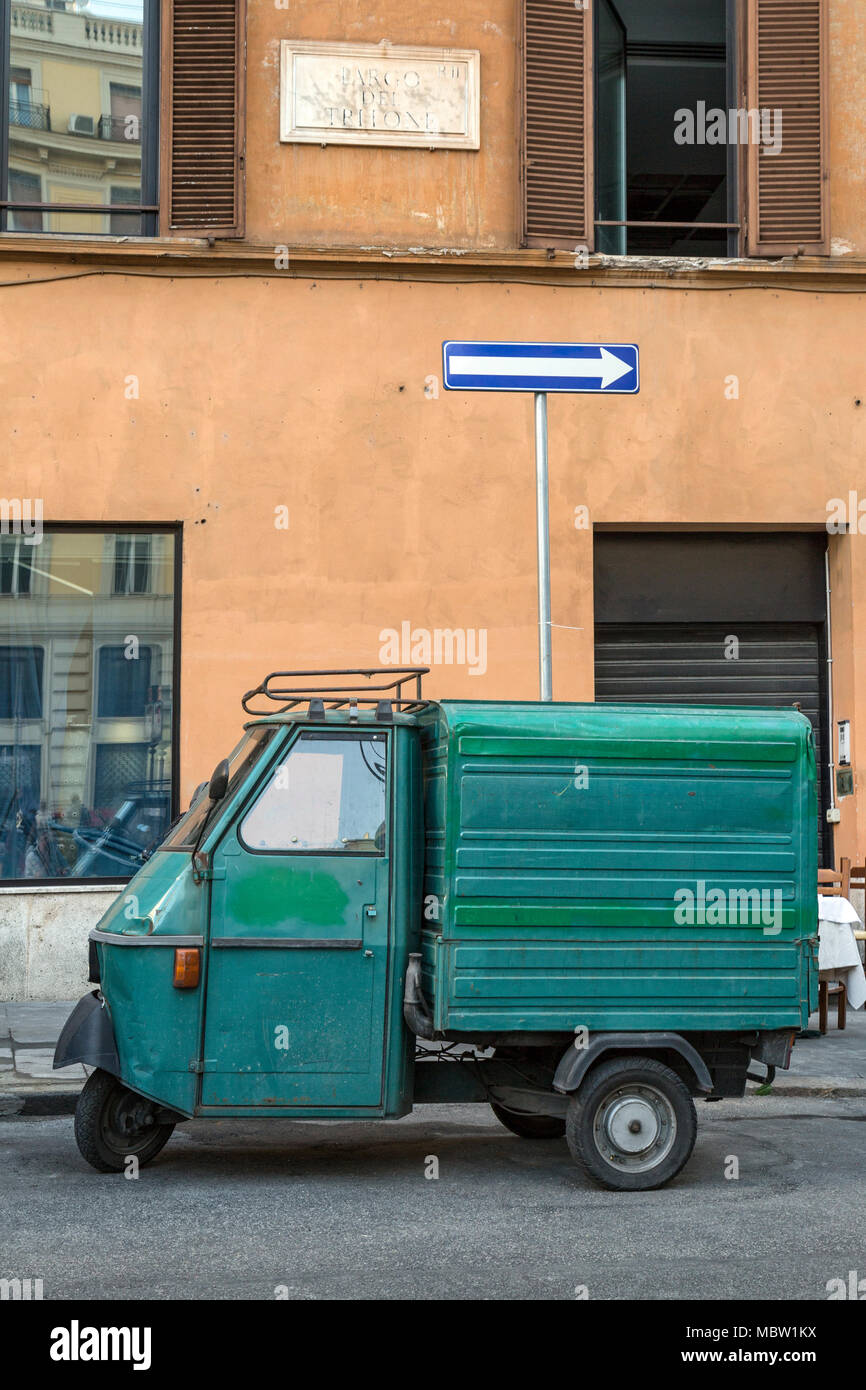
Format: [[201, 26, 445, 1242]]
[[490, 1101, 566, 1139], [566, 1056, 697, 1191], [74, 1068, 175, 1173]]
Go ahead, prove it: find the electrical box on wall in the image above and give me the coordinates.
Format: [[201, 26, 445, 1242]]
[[837, 769, 854, 799]]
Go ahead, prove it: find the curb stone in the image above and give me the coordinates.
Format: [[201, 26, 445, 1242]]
[[747, 1078, 866, 1099], [0, 1090, 79, 1116]]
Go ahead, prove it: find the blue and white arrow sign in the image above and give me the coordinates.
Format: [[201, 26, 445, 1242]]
[[442, 340, 639, 394]]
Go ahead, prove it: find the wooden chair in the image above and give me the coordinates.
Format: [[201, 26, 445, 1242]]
[[817, 857, 851, 1032], [817, 857, 851, 897]]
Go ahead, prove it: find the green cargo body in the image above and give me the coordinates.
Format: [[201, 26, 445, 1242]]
[[417, 701, 818, 1036]]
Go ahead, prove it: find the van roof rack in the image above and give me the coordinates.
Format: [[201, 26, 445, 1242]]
[[242, 667, 430, 717]]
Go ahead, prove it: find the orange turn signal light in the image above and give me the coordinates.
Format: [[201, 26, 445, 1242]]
[[173, 947, 201, 990]]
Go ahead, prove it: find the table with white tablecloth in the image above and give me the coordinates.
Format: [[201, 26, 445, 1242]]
[[816, 895, 866, 1010]]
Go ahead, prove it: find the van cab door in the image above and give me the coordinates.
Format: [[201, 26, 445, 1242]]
[[201, 728, 390, 1109]]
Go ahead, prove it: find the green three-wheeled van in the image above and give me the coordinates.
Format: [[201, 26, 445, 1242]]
[[55, 667, 818, 1190]]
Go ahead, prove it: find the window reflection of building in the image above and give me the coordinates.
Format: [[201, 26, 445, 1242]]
[[0, 530, 177, 882], [5, 1, 151, 235]]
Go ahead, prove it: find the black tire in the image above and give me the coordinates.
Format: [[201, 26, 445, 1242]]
[[491, 1101, 566, 1140], [566, 1056, 697, 1191], [74, 1069, 175, 1174]]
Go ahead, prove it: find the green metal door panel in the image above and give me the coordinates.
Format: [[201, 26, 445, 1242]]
[[202, 729, 391, 1108], [202, 942, 382, 1106]]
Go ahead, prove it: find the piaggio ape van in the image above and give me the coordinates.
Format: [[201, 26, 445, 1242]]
[[55, 667, 818, 1190]]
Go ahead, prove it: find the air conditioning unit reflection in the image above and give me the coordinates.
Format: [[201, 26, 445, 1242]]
[[68, 114, 96, 136]]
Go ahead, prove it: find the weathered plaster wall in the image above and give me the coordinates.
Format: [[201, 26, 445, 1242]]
[[247, 0, 519, 249], [828, 0, 866, 256]]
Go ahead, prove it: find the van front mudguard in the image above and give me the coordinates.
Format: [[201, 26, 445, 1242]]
[[53, 991, 120, 1077]]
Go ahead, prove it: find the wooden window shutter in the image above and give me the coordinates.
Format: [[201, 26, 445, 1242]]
[[162, 0, 247, 238], [746, 0, 828, 255], [523, 0, 594, 250]]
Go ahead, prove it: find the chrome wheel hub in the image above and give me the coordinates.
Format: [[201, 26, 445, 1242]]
[[594, 1083, 677, 1172]]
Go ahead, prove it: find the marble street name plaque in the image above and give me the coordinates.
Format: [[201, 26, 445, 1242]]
[[280, 40, 481, 150]]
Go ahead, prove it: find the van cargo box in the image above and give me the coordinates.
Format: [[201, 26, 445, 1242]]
[[417, 701, 818, 1036]]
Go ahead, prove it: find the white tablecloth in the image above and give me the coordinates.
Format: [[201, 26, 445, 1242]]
[[816, 895, 866, 1009]]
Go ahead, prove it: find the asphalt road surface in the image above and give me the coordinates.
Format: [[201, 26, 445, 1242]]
[[2, 1097, 864, 1300]]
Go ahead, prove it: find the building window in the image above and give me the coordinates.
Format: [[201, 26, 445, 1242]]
[[106, 81, 142, 143], [113, 533, 151, 595], [110, 183, 141, 236], [0, 646, 43, 718], [0, 528, 178, 883], [0, 536, 33, 595], [7, 167, 41, 231], [8, 63, 48, 129], [1, 0, 160, 235], [97, 644, 153, 718], [523, 0, 828, 257], [595, 0, 735, 256]]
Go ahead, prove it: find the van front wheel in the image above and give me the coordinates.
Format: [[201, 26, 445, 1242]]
[[74, 1069, 175, 1173], [566, 1056, 697, 1191]]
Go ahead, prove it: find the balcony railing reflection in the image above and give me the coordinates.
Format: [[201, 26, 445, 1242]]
[[99, 115, 141, 145], [8, 99, 50, 131]]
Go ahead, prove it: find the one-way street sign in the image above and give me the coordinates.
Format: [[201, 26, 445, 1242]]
[[442, 340, 640, 394]]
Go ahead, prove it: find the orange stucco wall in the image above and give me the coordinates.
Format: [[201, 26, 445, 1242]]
[[2, 267, 866, 857]]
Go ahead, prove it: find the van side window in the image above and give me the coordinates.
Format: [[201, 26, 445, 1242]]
[[239, 733, 387, 854]]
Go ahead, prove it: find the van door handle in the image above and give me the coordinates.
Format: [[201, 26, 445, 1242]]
[[365, 905, 377, 918]]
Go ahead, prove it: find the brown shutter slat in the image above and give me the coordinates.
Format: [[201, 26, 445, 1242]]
[[523, 0, 594, 250], [162, 0, 247, 238], [746, 0, 828, 255]]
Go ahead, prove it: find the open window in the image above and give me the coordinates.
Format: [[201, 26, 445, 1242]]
[[596, 0, 737, 256], [523, 0, 828, 258]]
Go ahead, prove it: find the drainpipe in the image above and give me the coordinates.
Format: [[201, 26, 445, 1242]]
[[825, 546, 836, 817]]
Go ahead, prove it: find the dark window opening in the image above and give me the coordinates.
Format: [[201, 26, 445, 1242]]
[[0, 645, 43, 720], [596, 0, 736, 257], [97, 645, 153, 719], [0, 536, 33, 595]]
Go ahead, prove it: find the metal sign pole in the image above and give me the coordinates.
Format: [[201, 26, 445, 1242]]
[[534, 391, 552, 701]]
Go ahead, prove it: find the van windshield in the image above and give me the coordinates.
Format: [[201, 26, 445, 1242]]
[[161, 725, 278, 851]]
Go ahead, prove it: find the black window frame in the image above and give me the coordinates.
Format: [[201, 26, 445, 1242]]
[[0, 0, 161, 236]]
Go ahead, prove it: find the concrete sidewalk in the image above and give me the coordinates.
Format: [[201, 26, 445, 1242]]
[[1, 998, 865, 1114], [0, 1000, 86, 1114]]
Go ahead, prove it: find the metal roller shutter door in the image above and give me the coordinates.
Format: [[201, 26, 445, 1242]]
[[594, 621, 828, 864]]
